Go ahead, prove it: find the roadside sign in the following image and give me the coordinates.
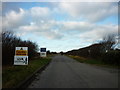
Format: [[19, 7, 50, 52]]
[[16, 50, 28, 56], [14, 47, 28, 65], [14, 56, 28, 65], [40, 48, 46, 57], [40, 48, 46, 52], [40, 52, 46, 57], [15, 47, 28, 56]]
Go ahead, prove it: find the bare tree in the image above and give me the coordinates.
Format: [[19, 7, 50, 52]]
[[100, 34, 116, 53]]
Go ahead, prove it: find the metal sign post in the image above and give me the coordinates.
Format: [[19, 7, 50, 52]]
[[14, 47, 28, 65]]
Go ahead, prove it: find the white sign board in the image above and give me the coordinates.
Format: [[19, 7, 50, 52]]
[[14, 47, 28, 65], [14, 56, 28, 65], [40, 52, 46, 57]]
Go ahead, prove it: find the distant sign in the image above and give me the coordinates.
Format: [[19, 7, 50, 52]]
[[40, 52, 46, 57], [40, 48, 47, 57], [40, 48, 46, 52], [14, 47, 28, 65]]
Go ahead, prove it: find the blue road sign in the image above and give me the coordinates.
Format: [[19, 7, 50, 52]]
[[40, 48, 46, 52]]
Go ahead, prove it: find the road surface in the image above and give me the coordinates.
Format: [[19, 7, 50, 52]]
[[28, 55, 118, 88]]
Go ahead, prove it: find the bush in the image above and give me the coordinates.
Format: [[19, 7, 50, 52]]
[[2, 31, 39, 65], [101, 50, 120, 65]]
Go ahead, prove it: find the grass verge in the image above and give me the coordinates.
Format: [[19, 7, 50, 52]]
[[68, 55, 119, 69], [2, 57, 52, 88]]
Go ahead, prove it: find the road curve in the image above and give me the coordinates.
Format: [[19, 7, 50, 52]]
[[28, 55, 118, 88]]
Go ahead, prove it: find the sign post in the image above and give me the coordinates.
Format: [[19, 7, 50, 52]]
[[40, 48, 46, 57], [14, 47, 28, 65]]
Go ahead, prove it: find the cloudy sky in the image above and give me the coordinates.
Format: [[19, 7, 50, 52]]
[[2, 1, 118, 52]]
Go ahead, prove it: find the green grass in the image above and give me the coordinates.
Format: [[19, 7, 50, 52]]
[[68, 55, 119, 68], [2, 57, 52, 88]]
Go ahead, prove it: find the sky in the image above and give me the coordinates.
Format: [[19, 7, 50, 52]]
[[2, 1, 119, 52]]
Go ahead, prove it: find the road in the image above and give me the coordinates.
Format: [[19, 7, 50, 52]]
[[28, 55, 118, 88]]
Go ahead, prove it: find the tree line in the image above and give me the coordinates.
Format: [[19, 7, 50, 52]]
[[65, 34, 120, 65], [2, 31, 39, 65]]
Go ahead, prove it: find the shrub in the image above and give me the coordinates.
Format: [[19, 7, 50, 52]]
[[2, 31, 39, 65], [101, 50, 120, 65]]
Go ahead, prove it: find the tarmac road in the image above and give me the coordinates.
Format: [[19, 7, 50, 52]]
[[28, 55, 119, 88]]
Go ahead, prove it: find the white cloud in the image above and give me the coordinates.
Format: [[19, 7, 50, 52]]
[[17, 21, 63, 39], [2, 3, 118, 43], [30, 7, 50, 17], [79, 24, 118, 42], [18, 24, 39, 32], [2, 8, 27, 31], [41, 30, 63, 39], [2, 6, 52, 31], [61, 21, 95, 32], [30, 7, 52, 21], [58, 2, 117, 22]]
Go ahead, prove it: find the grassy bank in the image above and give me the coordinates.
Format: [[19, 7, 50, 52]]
[[2, 57, 52, 88], [68, 55, 119, 68]]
